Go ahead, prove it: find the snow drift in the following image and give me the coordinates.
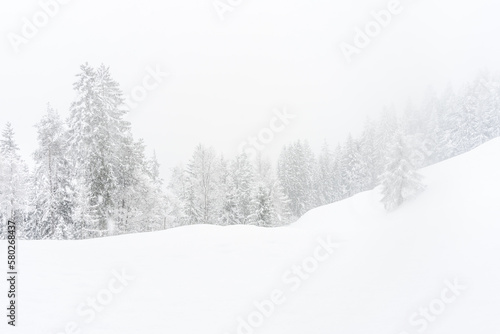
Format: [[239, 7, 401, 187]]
[[1, 138, 500, 334]]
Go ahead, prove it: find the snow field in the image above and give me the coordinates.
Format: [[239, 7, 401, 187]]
[[1, 138, 499, 333]]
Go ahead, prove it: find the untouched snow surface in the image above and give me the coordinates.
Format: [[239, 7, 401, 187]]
[[1, 138, 500, 334]]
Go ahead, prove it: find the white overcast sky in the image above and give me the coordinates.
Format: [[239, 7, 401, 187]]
[[1, 0, 500, 178]]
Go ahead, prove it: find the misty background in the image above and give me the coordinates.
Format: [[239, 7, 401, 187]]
[[1, 0, 499, 178]]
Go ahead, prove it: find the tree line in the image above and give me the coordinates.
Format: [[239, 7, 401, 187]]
[[1, 67, 499, 239], [167, 71, 500, 222]]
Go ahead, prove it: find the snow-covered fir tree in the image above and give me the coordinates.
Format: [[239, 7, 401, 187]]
[[277, 140, 316, 218], [67, 63, 165, 237], [29, 105, 74, 239], [166, 165, 188, 227], [380, 131, 426, 211], [340, 135, 370, 197], [315, 142, 336, 206], [0, 123, 29, 238], [142, 151, 168, 231], [226, 153, 254, 224], [251, 183, 274, 227]]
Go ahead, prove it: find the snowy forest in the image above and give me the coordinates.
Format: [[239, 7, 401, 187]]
[[0, 65, 499, 240]]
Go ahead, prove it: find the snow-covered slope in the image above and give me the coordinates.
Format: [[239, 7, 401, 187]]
[[1, 138, 500, 334]]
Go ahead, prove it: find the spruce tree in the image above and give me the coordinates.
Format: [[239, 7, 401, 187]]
[[31, 105, 74, 239], [251, 183, 274, 227], [380, 132, 425, 211], [0, 123, 29, 237], [67, 63, 132, 237]]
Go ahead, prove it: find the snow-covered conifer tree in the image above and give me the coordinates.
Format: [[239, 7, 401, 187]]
[[222, 153, 254, 225], [277, 140, 316, 217], [0, 123, 29, 237], [380, 131, 425, 211], [67, 63, 133, 237], [251, 183, 274, 227], [30, 105, 74, 239]]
